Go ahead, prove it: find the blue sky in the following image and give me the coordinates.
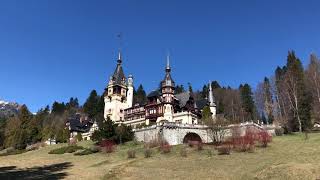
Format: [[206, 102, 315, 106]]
[[1, 0, 320, 112]]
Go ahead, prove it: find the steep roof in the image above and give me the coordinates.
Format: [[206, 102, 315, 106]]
[[147, 90, 160, 98], [161, 55, 175, 87], [175, 91, 190, 107], [196, 99, 209, 110], [175, 91, 210, 110], [111, 60, 126, 86], [67, 115, 93, 133]]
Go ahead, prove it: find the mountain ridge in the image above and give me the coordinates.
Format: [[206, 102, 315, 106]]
[[0, 99, 20, 119]]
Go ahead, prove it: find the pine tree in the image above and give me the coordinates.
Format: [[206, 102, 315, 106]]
[[133, 84, 147, 105], [239, 84, 255, 121], [284, 51, 312, 132], [51, 101, 66, 115], [201, 85, 208, 98], [201, 106, 212, 124], [188, 82, 193, 93], [83, 90, 100, 118], [15, 105, 33, 149], [217, 101, 225, 114], [175, 85, 185, 94], [263, 77, 274, 124], [115, 124, 134, 144], [211, 81, 221, 89], [0, 117, 6, 148], [300, 91, 312, 130], [92, 117, 117, 142], [66, 97, 79, 111]]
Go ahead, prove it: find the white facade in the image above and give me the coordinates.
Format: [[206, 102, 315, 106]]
[[104, 52, 133, 123], [45, 138, 56, 145], [127, 75, 134, 108], [208, 81, 217, 119], [104, 94, 129, 122], [83, 121, 99, 140]]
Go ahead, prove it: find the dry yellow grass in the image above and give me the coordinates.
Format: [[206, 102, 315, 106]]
[[1, 133, 320, 180]]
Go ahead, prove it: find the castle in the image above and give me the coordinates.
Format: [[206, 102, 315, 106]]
[[104, 52, 216, 127], [67, 51, 272, 144]]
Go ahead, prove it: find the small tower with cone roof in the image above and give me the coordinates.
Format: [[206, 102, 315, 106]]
[[104, 51, 132, 122], [208, 81, 217, 119], [161, 55, 175, 122]]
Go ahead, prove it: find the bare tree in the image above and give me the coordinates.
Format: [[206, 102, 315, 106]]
[[284, 71, 302, 132], [205, 115, 229, 144], [270, 76, 288, 127], [254, 82, 265, 123], [305, 53, 320, 122]]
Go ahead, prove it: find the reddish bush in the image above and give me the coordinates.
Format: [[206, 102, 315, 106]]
[[160, 144, 171, 154], [159, 140, 171, 154], [230, 125, 242, 139], [69, 138, 77, 145], [258, 131, 272, 147], [231, 127, 256, 152], [99, 139, 116, 153]]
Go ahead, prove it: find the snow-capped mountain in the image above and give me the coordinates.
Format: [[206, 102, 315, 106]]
[[0, 99, 20, 119]]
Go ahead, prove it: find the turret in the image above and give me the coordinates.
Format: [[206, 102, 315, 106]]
[[104, 51, 129, 122], [161, 55, 175, 102], [127, 74, 134, 108], [161, 55, 175, 122], [208, 81, 216, 119]]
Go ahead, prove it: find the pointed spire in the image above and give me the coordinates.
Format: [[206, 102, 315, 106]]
[[166, 53, 171, 72], [110, 50, 126, 86], [117, 50, 122, 64], [208, 80, 215, 106], [161, 53, 174, 88]]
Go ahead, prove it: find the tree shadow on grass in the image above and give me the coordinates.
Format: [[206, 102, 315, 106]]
[[0, 162, 72, 180]]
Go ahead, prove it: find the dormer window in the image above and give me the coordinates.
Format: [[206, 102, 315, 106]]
[[166, 80, 171, 85]]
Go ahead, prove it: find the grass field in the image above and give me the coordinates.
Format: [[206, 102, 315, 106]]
[[1, 133, 320, 180]]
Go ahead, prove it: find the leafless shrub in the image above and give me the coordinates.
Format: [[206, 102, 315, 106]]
[[127, 149, 136, 158]]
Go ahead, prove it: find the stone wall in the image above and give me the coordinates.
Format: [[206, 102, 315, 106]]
[[134, 125, 159, 143], [134, 123, 212, 145], [134, 122, 275, 145]]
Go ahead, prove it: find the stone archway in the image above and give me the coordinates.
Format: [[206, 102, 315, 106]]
[[183, 132, 202, 143]]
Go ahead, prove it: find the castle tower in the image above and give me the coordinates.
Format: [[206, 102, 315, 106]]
[[161, 55, 175, 122], [104, 52, 129, 122], [208, 81, 217, 119], [127, 74, 134, 108]]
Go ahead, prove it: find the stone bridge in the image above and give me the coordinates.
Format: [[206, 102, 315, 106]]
[[134, 122, 275, 145], [134, 123, 211, 145]]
